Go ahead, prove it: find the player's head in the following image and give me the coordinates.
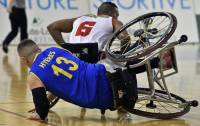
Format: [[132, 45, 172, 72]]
[[97, 2, 119, 19], [17, 39, 41, 67]]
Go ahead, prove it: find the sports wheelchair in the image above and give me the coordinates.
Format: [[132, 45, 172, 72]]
[[104, 12, 198, 119], [30, 12, 198, 119]]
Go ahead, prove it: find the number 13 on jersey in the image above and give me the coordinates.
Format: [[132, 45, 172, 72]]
[[51, 57, 78, 79]]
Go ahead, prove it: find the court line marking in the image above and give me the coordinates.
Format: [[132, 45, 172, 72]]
[[0, 101, 32, 104], [0, 107, 57, 126]]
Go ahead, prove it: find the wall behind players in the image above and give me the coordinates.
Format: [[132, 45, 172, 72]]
[[0, 0, 199, 44]]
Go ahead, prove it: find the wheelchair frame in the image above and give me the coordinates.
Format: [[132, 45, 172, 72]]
[[130, 40, 182, 102], [104, 12, 198, 119]]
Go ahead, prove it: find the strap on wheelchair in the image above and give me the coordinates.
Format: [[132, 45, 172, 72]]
[[107, 69, 138, 110]]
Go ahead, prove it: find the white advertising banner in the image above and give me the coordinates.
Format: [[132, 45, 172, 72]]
[[0, 0, 199, 45], [194, 0, 200, 14], [90, 0, 199, 43], [0, 0, 89, 45]]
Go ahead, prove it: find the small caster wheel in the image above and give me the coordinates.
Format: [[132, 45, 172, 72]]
[[190, 100, 198, 107]]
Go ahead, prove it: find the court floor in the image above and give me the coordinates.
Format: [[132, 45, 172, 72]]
[[0, 45, 200, 126]]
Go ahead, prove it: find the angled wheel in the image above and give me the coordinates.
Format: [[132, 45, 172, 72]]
[[127, 88, 190, 119], [105, 12, 177, 62]]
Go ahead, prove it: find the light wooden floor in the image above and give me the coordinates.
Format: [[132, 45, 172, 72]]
[[0, 45, 199, 126]]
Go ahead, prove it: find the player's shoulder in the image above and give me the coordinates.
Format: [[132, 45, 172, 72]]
[[97, 15, 112, 19], [82, 14, 96, 18], [77, 14, 97, 19]]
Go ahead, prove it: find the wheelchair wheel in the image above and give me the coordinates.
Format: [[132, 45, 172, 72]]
[[105, 12, 177, 62], [127, 88, 190, 119]]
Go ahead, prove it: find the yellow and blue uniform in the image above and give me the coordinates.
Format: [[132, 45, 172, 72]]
[[30, 47, 113, 109]]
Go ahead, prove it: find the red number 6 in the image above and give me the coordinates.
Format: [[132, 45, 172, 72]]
[[75, 21, 96, 36]]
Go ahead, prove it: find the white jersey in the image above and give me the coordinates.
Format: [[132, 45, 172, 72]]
[[69, 15, 114, 51]]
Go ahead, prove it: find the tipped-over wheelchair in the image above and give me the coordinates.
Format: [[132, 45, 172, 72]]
[[104, 12, 198, 119]]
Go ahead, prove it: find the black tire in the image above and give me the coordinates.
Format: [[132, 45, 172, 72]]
[[126, 88, 190, 119], [105, 12, 177, 62]]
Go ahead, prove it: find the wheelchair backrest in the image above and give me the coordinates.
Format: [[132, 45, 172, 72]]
[[61, 43, 99, 63]]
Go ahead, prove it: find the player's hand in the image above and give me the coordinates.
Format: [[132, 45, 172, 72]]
[[28, 111, 41, 120], [99, 51, 106, 60]]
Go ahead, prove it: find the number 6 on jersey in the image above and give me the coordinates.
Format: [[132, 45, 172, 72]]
[[75, 21, 96, 36]]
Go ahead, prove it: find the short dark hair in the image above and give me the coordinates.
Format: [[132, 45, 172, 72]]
[[97, 2, 118, 17], [17, 39, 40, 57]]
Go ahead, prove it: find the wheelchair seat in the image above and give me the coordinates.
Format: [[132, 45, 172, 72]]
[[61, 43, 99, 63]]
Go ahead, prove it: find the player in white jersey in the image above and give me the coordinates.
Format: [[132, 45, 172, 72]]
[[69, 15, 114, 51], [47, 2, 128, 52]]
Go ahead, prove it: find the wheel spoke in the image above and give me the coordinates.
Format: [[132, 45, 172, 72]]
[[137, 100, 148, 110], [157, 101, 171, 113], [157, 24, 171, 33], [153, 16, 168, 29], [165, 102, 182, 111]]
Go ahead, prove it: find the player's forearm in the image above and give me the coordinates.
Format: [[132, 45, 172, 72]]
[[32, 87, 49, 120], [47, 25, 66, 45], [118, 32, 131, 51]]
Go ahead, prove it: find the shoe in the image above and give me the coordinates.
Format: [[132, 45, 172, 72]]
[[161, 49, 173, 69], [2, 43, 8, 53]]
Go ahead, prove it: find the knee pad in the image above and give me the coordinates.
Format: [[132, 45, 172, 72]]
[[107, 69, 138, 110], [119, 70, 138, 110], [107, 71, 125, 110]]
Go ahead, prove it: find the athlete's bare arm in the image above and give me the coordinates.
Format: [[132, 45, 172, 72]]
[[47, 18, 77, 45], [113, 19, 131, 51], [27, 74, 49, 120], [28, 73, 44, 90]]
